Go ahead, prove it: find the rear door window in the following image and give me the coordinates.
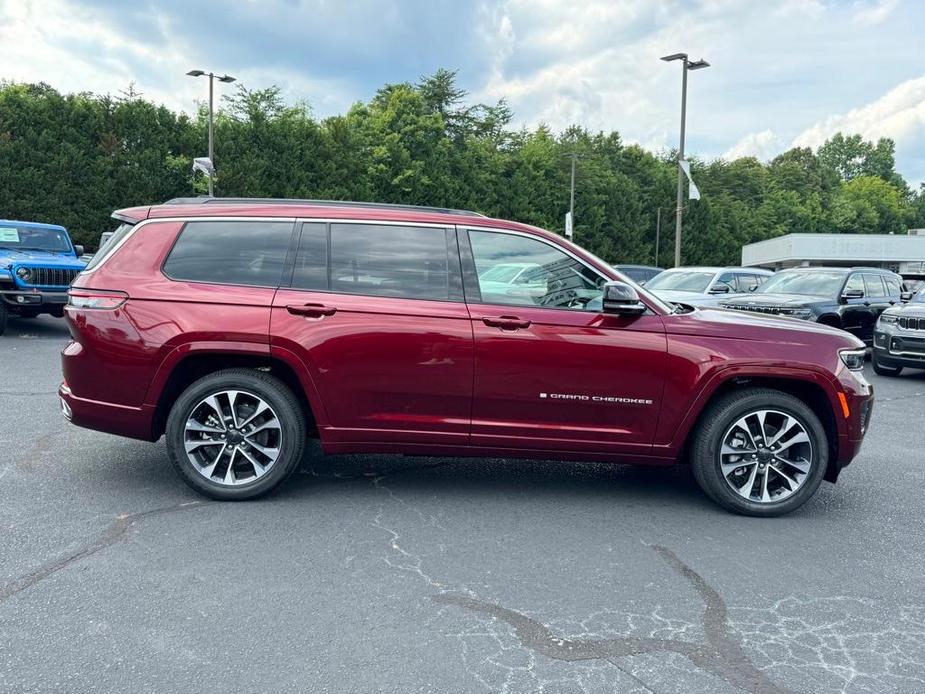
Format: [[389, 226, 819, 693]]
[[163, 220, 293, 287], [862, 274, 887, 298], [328, 223, 453, 301]]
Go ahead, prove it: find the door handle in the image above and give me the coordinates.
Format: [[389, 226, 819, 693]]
[[482, 315, 531, 330], [286, 303, 336, 317]]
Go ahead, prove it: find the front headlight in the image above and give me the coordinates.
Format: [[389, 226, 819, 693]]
[[839, 348, 866, 371], [878, 313, 898, 325], [782, 308, 813, 319], [15, 266, 31, 282]]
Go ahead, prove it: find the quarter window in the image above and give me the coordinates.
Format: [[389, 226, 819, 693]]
[[329, 223, 450, 301], [468, 230, 605, 309], [163, 220, 292, 287]]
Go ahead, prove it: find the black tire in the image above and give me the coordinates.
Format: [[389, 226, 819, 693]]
[[165, 368, 307, 500], [0, 302, 7, 336], [690, 388, 828, 517], [872, 351, 903, 377]]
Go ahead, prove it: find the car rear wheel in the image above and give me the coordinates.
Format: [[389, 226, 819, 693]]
[[166, 368, 306, 500], [872, 351, 903, 377], [691, 388, 828, 517]]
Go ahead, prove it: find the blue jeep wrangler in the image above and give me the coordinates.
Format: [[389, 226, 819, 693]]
[[0, 220, 86, 335]]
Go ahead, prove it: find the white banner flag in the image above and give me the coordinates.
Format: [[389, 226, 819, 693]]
[[679, 159, 701, 200]]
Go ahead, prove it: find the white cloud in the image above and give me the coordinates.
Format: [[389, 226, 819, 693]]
[[723, 130, 785, 161], [793, 75, 925, 148], [852, 0, 899, 25]]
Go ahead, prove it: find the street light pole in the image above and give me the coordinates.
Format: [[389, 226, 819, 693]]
[[655, 207, 661, 266], [661, 53, 709, 268], [186, 69, 236, 197], [569, 152, 576, 235]]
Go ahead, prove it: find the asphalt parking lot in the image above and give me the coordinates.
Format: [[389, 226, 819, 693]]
[[1, 315, 923, 694]]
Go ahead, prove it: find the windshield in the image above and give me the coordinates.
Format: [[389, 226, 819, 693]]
[[913, 287, 925, 303], [757, 271, 845, 297], [0, 225, 72, 253], [645, 270, 715, 293]]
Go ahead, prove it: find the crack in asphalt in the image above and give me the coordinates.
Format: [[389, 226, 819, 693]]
[[0, 501, 207, 604], [434, 545, 791, 694]]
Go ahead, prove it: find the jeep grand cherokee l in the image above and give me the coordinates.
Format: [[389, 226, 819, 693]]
[[721, 266, 903, 345], [60, 198, 873, 516]]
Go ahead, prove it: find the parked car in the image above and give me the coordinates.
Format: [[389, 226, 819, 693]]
[[644, 266, 772, 306], [872, 287, 925, 376], [60, 197, 872, 516], [721, 266, 904, 346], [0, 220, 86, 335], [901, 275, 924, 298], [613, 264, 663, 285]]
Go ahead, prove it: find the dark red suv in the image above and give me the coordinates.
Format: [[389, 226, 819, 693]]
[[60, 198, 873, 516]]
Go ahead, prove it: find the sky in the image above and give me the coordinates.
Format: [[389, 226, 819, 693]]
[[1, 0, 923, 186]]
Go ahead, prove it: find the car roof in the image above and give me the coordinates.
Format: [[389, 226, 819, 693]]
[[0, 219, 67, 231], [658, 266, 772, 274], [779, 266, 898, 275]]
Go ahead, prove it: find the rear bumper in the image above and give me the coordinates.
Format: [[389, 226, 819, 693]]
[[59, 382, 157, 441]]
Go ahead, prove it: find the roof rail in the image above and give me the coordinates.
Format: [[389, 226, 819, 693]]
[[161, 196, 485, 218]]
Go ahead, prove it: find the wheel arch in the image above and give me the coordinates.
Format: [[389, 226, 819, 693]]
[[149, 349, 319, 441], [675, 372, 842, 483], [817, 313, 842, 328]]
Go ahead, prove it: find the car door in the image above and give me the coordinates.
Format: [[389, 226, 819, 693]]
[[862, 274, 893, 340], [270, 221, 474, 447], [462, 227, 667, 456], [840, 273, 869, 339]]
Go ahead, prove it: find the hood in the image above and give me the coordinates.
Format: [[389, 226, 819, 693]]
[[0, 247, 84, 269], [653, 289, 750, 307], [883, 303, 925, 318], [665, 305, 863, 348], [720, 292, 823, 308]]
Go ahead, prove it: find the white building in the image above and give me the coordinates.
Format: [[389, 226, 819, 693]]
[[742, 230, 925, 275]]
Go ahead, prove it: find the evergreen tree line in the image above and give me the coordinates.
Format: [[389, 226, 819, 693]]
[[2, 70, 924, 262]]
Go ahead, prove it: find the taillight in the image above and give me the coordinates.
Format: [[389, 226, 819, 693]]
[[67, 288, 128, 310]]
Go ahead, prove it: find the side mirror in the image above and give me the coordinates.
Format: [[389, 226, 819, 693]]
[[709, 284, 731, 294], [842, 288, 864, 300], [901, 291, 913, 302], [602, 281, 646, 315], [73, 245, 84, 257]]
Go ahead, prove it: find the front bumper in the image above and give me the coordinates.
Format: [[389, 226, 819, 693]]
[[873, 328, 925, 369], [1, 287, 69, 308]]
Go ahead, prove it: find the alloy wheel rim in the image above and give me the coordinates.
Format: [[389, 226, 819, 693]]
[[183, 390, 282, 486], [718, 409, 813, 504]]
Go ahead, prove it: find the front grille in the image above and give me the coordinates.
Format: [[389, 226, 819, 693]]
[[16, 266, 81, 288], [898, 316, 924, 331], [722, 304, 783, 315], [891, 336, 925, 356]]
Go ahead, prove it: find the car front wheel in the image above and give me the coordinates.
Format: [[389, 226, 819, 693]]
[[691, 388, 828, 517], [165, 368, 307, 500]]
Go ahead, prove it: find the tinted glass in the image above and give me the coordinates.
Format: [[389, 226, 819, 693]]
[[844, 274, 865, 296], [736, 274, 761, 292], [469, 230, 605, 309], [646, 270, 715, 293], [83, 223, 132, 271], [863, 274, 887, 298], [884, 276, 902, 297], [291, 223, 328, 290], [759, 271, 847, 297], [330, 223, 450, 300], [163, 220, 292, 287], [716, 273, 737, 291]]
